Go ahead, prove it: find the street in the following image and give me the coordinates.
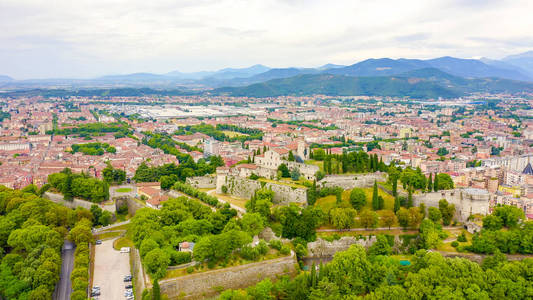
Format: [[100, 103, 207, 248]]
[[53, 241, 75, 300], [93, 238, 131, 300]]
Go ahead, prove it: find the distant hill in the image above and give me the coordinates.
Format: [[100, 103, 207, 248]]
[[214, 69, 533, 98], [0, 75, 13, 82], [425, 56, 531, 81], [324, 58, 429, 77], [214, 73, 461, 98], [206, 64, 270, 80], [502, 51, 533, 78], [322, 57, 531, 81]]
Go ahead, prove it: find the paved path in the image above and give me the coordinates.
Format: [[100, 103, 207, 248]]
[[93, 238, 131, 300], [206, 190, 246, 216], [53, 241, 75, 300], [93, 220, 131, 233]]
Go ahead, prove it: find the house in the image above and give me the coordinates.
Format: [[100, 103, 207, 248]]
[[137, 183, 168, 209], [178, 241, 195, 252]]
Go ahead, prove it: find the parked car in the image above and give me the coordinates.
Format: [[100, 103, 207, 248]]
[[95, 240, 102, 245], [123, 275, 132, 282], [125, 284, 133, 289]]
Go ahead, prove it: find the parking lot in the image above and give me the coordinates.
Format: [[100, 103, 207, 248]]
[[93, 238, 131, 300]]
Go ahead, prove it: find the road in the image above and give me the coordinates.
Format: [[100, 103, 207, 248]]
[[93, 219, 131, 233], [53, 241, 75, 300]]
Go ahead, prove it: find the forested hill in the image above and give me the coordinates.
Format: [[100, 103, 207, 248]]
[[213, 74, 461, 98], [213, 71, 533, 98]]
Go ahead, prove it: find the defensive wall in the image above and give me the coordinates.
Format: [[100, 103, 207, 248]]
[[186, 175, 216, 189], [159, 253, 297, 299], [317, 173, 387, 190]]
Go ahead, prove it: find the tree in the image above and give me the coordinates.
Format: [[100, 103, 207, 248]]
[[419, 219, 444, 249], [407, 186, 413, 208], [436, 147, 449, 156], [392, 177, 398, 197], [393, 195, 400, 213], [144, 248, 170, 279], [288, 151, 295, 161], [428, 207, 442, 223], [407, 207, 423, 228], [482, 215, 503, 231], [493, 205, 524, 228], [435, 173, 454, 190], [438, 199, 455, 226], [371, 181, 379, 210], [397, 207, 409, 229], [240, 213, 265, 236], [140, 238, 159, 258], [329, 207, 356, 230], [368, 235, 392, 256], [152, 279, 161, 300], [419, 203, 426, 218], [307, 180, 317, 206], [427, 173, 433, 192], [290, 168, 300, 181], [433, 173, 439, 192], [349, 188, 366, 210], [380, 210, 397, 229], [359, 209, 378, 230], [278, 164, 290, 178]]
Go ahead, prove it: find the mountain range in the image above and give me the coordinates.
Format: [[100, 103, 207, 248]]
[[2, 51, 533, 98]]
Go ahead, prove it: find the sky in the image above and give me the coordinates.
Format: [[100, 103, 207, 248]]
[[1, 0, 532, 79]]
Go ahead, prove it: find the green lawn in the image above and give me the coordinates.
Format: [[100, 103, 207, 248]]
[[115, 187, 132, 193], [113, 237, 134, 250], [258, 178, 307, 189], [315, 187, 395, 212]]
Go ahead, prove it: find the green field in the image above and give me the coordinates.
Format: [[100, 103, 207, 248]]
[[115, 187, 132, 193], [315, 187, 395, 212]]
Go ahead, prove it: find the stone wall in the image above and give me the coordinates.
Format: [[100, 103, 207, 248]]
[[186, 176, 216, 189], [318, 173, 387, 190], [413, 188, 490, 222], [126, 197, 145, 216], [159, 254, 297, 300], [43, 192, 116, 213], [220, 175, 307, 205], [306, 236, 377, 258]]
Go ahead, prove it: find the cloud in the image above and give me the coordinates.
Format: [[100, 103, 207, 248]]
[[0, 0, 532, 78]]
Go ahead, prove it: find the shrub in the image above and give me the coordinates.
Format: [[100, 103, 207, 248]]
[[451, 241, 459, 248], [269, 239, 282, 250], [257, 240, 269, 256], [174, 251, 192, 265], [280, 245, 291, 255], [457, 232, 467, 242], [186, 266, 194, 274]]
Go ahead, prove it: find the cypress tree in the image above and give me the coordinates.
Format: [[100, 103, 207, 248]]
[[392, 177, 398, 197], [433, 173, 439, 192], [427, 173, 433, 192], [394, 194, 400, 213], [152, 279, 161, 300], [372, 180, 379, 210], [407, 186, 413, 208], [310, 262, 317, 287]]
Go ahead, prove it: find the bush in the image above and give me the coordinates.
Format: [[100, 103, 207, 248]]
[[451, 241, 459, 248], [240, 245, 259, 261], [174, 251, 192, 265], [269, 239, 283, 250], [457, 232, 467, 242], [280, 245, 291, 255], [186, 266, 194, 274]]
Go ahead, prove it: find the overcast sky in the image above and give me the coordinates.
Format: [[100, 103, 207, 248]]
[[1, 0, 532, 79]]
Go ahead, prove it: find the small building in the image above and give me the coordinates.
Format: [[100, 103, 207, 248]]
[[178, 242, 195, 252]]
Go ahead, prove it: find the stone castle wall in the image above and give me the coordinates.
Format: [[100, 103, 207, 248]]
[[186, 175, 216, 189], [318, 173, 387, 190], [413, 188, 490, 222], [218, 175, 308, 205], [43, 191, 116, 213], [159, 254, 297, 300], [306, 236, 377, 258]]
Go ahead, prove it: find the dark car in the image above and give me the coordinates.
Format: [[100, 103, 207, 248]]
[[125, 284, 133, 289], [95, 240, 102, 245]]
